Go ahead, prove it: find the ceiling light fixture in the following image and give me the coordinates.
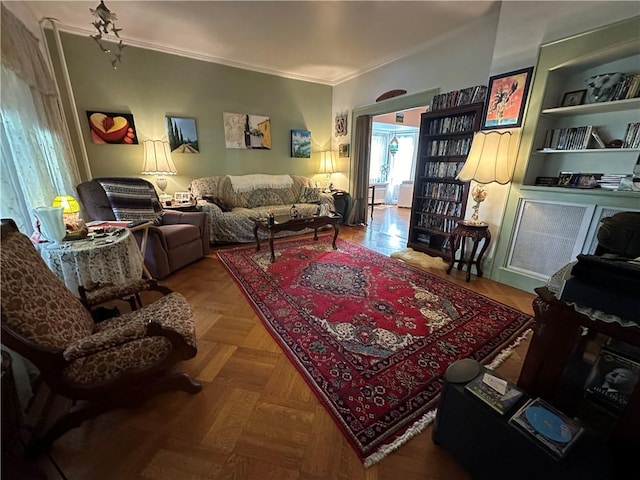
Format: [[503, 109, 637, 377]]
[[89, 0, 125, 69]]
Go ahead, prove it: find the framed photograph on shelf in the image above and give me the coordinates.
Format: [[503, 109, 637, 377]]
[[509, 397, 584, 459], [561, 89, 587, 107], [481, 67, 534, 130]]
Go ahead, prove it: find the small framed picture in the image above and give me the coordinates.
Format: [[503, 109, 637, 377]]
[[335, 113, 348, 137], [339, 143, 350, 158], [174, 191, 191, 203], [481, 67, 534, 130], [561, 89, 587, 107]]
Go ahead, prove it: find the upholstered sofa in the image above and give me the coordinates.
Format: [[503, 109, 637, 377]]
[[189, 174, 335, 244], [77, 177, 209, 279]]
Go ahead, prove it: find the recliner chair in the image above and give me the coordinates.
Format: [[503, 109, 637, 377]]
[[76, 177, 209, 279]]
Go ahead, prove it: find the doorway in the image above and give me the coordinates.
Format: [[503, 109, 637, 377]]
[[370, 107, 426, 208], [349, 88, 438, 226]]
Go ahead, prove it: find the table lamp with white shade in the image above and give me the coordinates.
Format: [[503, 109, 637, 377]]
[[141, 140, 177, 203], [456, 130, 518, 225], [319, 150, 337, 191]]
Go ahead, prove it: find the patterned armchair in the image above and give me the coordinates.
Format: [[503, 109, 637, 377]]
[[0, 219, 201, 449]]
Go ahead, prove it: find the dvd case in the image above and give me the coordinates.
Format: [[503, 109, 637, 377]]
[[465, 372, 524, 416], [584, 347, 640, 412], [509, 398, 584, 460]]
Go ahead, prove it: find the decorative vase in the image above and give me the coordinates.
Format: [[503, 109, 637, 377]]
[[33, 206, 66, 245], [585, 72, 624, 103]]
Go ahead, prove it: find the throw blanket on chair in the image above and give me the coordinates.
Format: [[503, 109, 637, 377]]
[[228, 174, 293, 193], [97, 178, 163, 222]]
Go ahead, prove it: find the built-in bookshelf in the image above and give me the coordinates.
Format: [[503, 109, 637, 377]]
[[407, 101, 484, 260]]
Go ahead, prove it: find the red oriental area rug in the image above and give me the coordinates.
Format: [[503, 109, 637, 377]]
[[217, 237, 532, 466]]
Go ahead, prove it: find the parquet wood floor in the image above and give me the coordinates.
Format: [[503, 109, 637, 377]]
[[39, 206, 535, 480]]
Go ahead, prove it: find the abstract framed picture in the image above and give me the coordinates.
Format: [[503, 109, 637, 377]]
[[335, 113, 348, 137], [481, 67, 534, 130], [223, 112, 272, 149], [166, 116, 199, 153], [86, 111, 138, 144], [291, 129, 311, 158]]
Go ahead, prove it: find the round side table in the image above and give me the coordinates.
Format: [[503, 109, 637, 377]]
[[446, 221, 491, 282]]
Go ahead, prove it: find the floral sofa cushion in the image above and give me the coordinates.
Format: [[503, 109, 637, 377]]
[[189, 174, 335, 244]]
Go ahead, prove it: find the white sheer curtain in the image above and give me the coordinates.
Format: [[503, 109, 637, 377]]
[[386, 133, 417, 203], [0, 5, 80, 233], [369, 134, 387, 184]]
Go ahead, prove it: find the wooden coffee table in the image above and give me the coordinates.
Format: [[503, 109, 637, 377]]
[[253, 213, 342, 262]]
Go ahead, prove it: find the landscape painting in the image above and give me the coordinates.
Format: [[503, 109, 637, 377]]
[[223, 112, 272, 149], [291, 129, 311, 158], [166, 116, 199, 153]]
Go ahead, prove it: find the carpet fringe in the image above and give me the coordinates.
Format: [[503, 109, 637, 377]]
[[363, 409, 438, 468], [487, 328, 532, 370], [364, 328, 532, 468]]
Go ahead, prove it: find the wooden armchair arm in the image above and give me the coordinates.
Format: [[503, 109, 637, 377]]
[[147, 321, 197, 360]]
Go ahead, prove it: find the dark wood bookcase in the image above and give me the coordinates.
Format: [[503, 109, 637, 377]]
[[407, 102, 483, 260]]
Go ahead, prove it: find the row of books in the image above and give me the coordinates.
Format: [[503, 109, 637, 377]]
[[426, 114, 476, 135], [542, 125, 595, 150], [426, 137, 473, 157], [610, 73, 640, 101], [421, 182, 465, 201], [597, 174, 627, 190], [431, 85, 487, 111], [622, 122, 640, 148], [424, 161, 465, 178], [417, 214, 458, 233], [421, 199, 463, 217]]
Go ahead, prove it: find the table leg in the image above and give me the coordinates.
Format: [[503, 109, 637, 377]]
[[313, 228, 318, 241], [331, 223, 340, 249], [475, 234, 491, 278], [465, 239, 481, 282], [139, 227, 153, 279], [446, 234, 458, 275], [370, 185, 375, 220], [268, 232, 275, 263], [457, 239, 466, 272], [253, 224, 261, 252]]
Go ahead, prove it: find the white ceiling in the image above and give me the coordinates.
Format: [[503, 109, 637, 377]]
[[23, 1, 498, 85]]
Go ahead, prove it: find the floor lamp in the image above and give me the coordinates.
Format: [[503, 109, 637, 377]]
[[456, 130, 518, 225]]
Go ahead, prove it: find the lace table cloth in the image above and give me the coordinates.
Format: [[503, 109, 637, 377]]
[[40, 229, 143, 297]]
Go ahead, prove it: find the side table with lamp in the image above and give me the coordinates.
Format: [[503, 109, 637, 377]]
[[448, 130, 518, 281]]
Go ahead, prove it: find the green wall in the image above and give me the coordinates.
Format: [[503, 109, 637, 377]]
[[53, 32, 332, 194]]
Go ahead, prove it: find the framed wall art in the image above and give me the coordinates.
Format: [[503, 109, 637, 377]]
[[339, 143, 350, 158], [166, 116, 199, 153], [335, 113, 348, 136], [481, 67, 534, 130], [86, 110, 138, 144], [291, 129, 311, 158], [223, 112, 272, 149]]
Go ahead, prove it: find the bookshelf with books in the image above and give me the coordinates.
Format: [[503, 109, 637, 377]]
[[521, 40, 640, 189], [407, 101, 484, 260]]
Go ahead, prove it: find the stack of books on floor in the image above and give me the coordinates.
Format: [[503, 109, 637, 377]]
[[597, 174, 627, 190]]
